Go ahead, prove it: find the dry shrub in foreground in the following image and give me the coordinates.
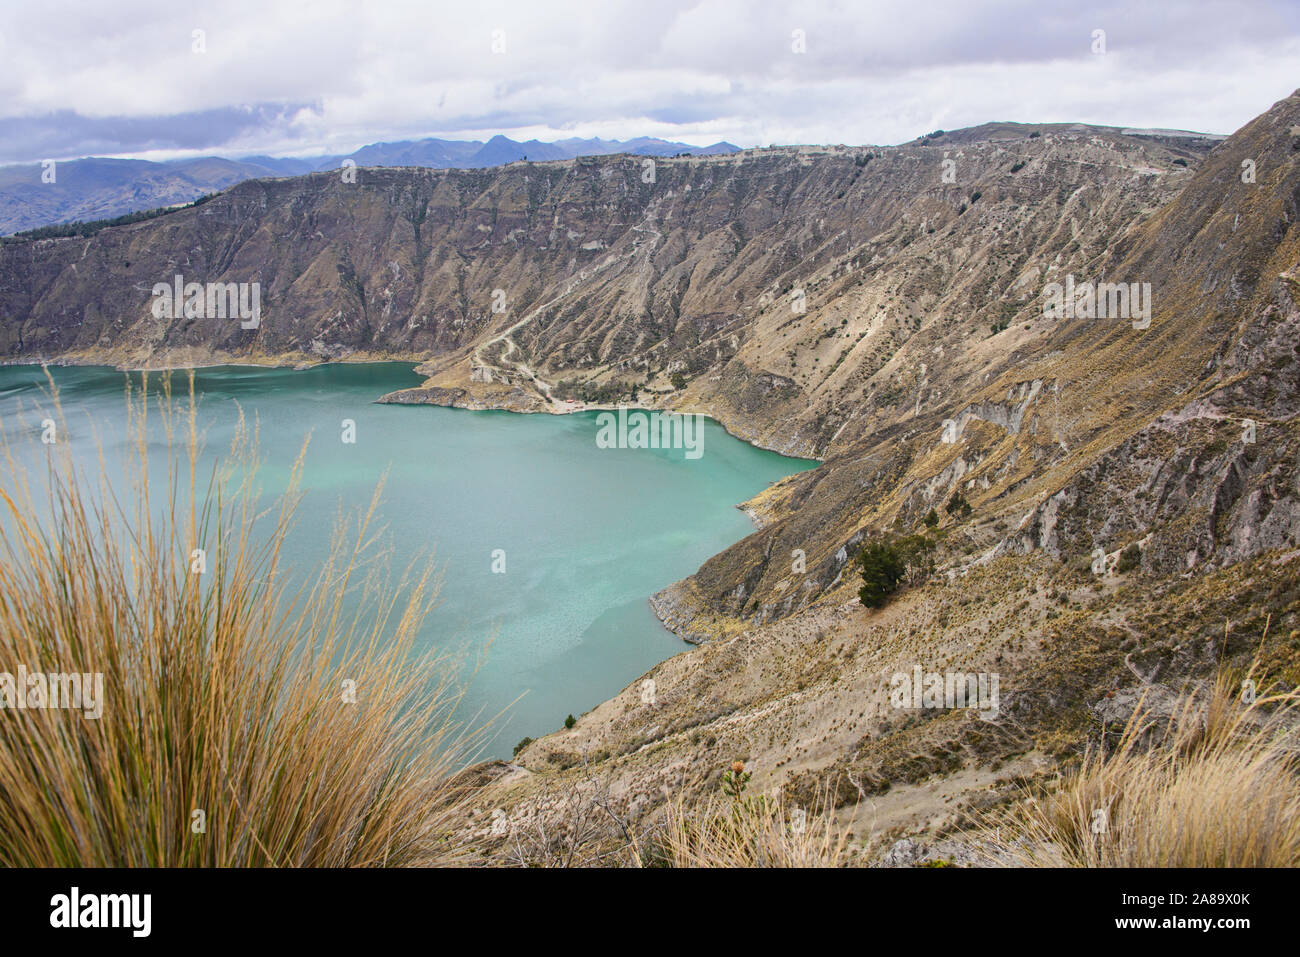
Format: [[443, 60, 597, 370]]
[[982, 659, 1300, 867], [644, 778, 851, 868], [0, 374, 476, 866]]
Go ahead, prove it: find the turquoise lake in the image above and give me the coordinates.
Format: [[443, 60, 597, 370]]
[[0, 362, 816, 758]]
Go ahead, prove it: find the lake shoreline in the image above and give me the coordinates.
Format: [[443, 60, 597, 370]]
[[0, 353, 826, 462], [0, 360, 815, 753]]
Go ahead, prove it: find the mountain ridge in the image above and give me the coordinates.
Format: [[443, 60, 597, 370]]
[[0, 134, 740, 235]]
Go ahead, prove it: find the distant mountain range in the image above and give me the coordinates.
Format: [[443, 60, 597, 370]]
[[0, 135, 738, 235]]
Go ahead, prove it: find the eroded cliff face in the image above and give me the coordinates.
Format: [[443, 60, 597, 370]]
[[646, 92, 1300, 639], [1, 123, 1204, 417]]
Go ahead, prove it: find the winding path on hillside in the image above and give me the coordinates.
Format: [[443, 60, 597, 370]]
[[469, 202, 666, 400]]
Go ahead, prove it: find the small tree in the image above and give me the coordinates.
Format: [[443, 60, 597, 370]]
[[923, 509, 939, 528], [670, 372, 687, 391], [945, 491, 972, 520], [564, 714, 576, 730], [721, 761, 751, 799], [856, 540, 907, 608]]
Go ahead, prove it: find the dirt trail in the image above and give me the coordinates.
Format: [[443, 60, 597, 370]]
[[470, 203, 665, 399]]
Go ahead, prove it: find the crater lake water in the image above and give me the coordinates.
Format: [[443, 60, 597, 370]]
[[0, 362, 816, 757]]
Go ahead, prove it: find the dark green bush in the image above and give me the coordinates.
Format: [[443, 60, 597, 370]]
[[857, 540, 906, 608], [856, 534, 935, 608], [945, 491, 973, 519], [1116, 543, 1142, 574]]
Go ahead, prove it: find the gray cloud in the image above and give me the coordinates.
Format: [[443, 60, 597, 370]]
[[1, 0, 1298, 164]]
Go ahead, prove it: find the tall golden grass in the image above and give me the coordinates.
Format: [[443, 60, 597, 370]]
[[642, 790, 852, 868], [0, 372, 476, 866], [982, 657, 1300, 867]]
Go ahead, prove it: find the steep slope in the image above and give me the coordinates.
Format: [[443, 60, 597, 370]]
[[472, 94, 1300, 860], [659, 89, 1300, 638], [0, 156, 277, 235]]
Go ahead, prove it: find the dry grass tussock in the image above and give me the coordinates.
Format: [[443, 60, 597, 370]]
[[0, 371, 481, 866], [636, 773, 852, 868], [981, 641, 1300, 867]]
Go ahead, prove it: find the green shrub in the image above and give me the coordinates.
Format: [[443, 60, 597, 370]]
[[1117, 543, 1142, 574], [564, 714, 577, 729], [721, 761, 752, 798], [856, 535, 938, 608], [857, 540, 905, 608], [945, 491, 973, 519]]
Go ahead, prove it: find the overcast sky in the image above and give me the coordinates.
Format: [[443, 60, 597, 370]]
[[2, 0, 1299, 164]]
